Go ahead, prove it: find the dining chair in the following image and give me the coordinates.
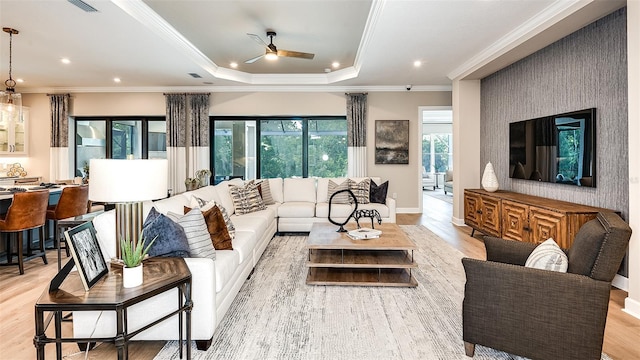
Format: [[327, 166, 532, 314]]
[[46, 185, 89, 268], [0, 190, 50, 275]]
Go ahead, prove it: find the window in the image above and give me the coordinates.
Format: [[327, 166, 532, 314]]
[[422, 110, 453, 173], [212, 116, 347, 182], [74, 117, 166, 178]]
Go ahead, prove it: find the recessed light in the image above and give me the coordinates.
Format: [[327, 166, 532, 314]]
[[413, 60, 422, 67], [332, 61, 340, 68], [16, 79, 24, 83], [113, 77, 121, 83], [230, 62, 238, 68], [61, 58, 71, 64]]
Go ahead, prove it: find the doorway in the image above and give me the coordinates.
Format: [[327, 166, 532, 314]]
[[418, 107, 453, 212]]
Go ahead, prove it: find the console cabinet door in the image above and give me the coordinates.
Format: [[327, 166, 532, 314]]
[[479, 195, 501, 237], [502, 200, 529, 242], [529, 207, 567, 247], [464, 191, 482, 230]]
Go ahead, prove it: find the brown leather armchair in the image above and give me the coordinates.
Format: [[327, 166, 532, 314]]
[[462, 211, 631, 360], [46, 185, 89, 266]]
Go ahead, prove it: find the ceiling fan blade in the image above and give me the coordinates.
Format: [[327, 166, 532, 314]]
[[244, 53, 265, 64], [277, 49, 315, 60], [247, 33, 269, 48]]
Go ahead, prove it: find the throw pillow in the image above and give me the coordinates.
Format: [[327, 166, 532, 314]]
[[327, 179, 351, 204], [256, 180, 276, 205], [167, 208, 216, 260], [369, 180, 388, 204], [190, 196, 236, 240], [349, 178, 370, 204], [184, 205, 233, 251], [525, 238, 568, 272], [229, 182, 266, 215], [142, 207, 190, 258]]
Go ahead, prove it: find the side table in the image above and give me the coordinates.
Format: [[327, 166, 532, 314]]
[[56, 210, 104, 270], [34, 257, 192, 360]]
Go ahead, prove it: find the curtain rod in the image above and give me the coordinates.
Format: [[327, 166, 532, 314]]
[[163, 92, 211, 96], [345, 92, 368, 95], [46, 93, 71, 96]]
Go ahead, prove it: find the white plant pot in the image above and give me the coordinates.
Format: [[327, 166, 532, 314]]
[[122, 264, 143, 288]]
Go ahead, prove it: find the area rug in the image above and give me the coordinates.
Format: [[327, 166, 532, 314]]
[[154, 226, 609, 360]]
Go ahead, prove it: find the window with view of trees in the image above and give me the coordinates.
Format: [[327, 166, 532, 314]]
[[212, 116, 347, 182], [422, 133, 452, 173]]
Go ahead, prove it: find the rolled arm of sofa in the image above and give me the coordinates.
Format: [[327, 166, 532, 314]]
[[183, 257, 217, 339], [483, 236, 537, 265]]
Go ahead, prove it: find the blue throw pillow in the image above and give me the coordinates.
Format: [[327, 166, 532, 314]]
[[369, 180, 388, 204], [142, 207, 190, 257]]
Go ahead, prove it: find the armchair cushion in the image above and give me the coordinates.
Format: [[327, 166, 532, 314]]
[[524, 238, 568, 272]]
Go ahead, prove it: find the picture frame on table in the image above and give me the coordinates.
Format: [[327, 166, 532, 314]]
[[64, 221, 109, 291], [375, 120, 409, 164]]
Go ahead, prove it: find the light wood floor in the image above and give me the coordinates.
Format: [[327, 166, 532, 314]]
[[1, 192, 639, 359]]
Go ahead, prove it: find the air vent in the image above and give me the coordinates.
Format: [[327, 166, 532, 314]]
[[188, 73, 202, 78], [67, 0, 98, 12]]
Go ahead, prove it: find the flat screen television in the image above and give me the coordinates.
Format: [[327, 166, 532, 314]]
[[509, 108, 596, 187]]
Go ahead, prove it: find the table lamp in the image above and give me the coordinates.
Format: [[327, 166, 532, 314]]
[[88, 159, 168, 258]]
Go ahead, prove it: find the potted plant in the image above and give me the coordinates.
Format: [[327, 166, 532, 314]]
[[120, 234, 156, 288], [185, 177, 200, 191]]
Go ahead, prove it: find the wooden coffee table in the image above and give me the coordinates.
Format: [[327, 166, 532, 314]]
[[306, 222, 417, 287]]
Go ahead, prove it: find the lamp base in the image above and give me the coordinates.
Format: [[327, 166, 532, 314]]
[[115, 202, 144, 259]]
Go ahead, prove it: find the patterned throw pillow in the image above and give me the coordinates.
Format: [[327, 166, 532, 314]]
[[190, 196, 236, 240], [142, 207, 190, 258], [167, 208, 216, 260], [229, 182, 267, 215], [369, 180, 388, 204], [525, 238, 568, 272], [184, 205, 232, 251], [327, 179, 351, 204], [349, 178, 370, 204], [256, 180, 276, 205]]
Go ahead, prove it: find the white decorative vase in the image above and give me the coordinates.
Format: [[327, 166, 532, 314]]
[[481, 162, 499, 192], [122, 264, 143, 288]]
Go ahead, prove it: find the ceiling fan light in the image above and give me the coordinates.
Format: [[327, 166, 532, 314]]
[[265, 52, 278, 61]]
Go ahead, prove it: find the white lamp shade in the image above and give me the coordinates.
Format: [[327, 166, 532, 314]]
[[89, 159, 168, 202]]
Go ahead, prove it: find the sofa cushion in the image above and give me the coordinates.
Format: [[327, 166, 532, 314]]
[[142, 207, 190, 258], [283, 178, 317, 203], [315, 202, 355, 219], [184, 205, 232, 251], [229, 182, 267, 215], [151, 193, 191, 215], [278, 202, 315, 218], [357, 202, 390, 218], [186, 185, 221, 204], [349, 178, 370, 204], [214, 179, 243, 215], [266, 178, 284, 203], [370, 180, 388, 204], [256, 180, 275, 205], [327, 179, 351, 204], [189, 196, 236, 241], [231, 212, 270, 237], [214, 250, 240, 293], [167, 208, 216, 260]]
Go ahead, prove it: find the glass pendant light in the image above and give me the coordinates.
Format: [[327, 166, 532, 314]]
[[0, 28, 22, 126]]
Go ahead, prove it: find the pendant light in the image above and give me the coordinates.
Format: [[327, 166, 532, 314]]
[[0, 28, 22, 126]]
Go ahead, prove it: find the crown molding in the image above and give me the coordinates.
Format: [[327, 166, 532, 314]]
[[24, 84, 451, 94], [447, 0, 592, 81], [111, 0, 387, 85]]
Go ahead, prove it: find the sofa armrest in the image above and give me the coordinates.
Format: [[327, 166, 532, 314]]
[[385, 197, 396, 223], [183, 257, 217, 337], [483, 236, 537, 265]]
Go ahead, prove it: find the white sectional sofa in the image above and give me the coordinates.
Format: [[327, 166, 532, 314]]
[[73, 176, 395, 350]]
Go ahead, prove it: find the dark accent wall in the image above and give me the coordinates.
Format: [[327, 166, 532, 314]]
[[481, 8, 628, 218]]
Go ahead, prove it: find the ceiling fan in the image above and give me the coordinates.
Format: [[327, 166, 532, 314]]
[[244, 31, 315, 64]]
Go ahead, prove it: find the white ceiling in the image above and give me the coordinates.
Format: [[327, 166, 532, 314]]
[[0, 0, 626, 93]]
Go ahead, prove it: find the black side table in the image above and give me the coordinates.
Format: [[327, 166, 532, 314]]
[[34, 257, 192, 360]]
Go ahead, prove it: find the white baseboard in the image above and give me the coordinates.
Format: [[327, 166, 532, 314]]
[[396, 207, 421, 214], [612, 274, 628, 291], [451, 216, 465, 226], [623, 296, 640, 320]]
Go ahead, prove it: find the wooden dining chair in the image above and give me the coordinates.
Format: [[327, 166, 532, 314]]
[[0, 190, 50, 275]]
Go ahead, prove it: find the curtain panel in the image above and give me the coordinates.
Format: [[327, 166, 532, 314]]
[[346, 93, 368, 177], [49, 94, 70, 182], [165, 93, 211, 194]]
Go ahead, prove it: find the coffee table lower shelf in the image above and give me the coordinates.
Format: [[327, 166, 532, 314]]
[[306, 267, 417, 287]]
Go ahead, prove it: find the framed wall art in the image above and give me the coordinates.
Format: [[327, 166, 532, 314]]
[[375, 120, 409, 164]]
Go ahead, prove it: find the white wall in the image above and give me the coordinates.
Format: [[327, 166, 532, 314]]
[[20, 91, 451, 211], [626, 0, 640, 319]]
